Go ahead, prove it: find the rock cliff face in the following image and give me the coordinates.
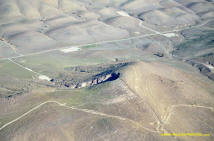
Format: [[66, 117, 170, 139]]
[[54, 72, 120, 88], [77, 72, 120, 88], [52, 62, 128, 88]]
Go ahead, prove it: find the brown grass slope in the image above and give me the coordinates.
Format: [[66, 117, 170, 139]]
[[123, 61, 214, 141]]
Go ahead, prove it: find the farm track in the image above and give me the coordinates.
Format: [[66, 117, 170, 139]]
[[0, 100, 159, 133]]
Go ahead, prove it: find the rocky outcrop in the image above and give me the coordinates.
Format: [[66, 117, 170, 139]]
[[186, 60, 214, 81], [154, 52, 164, 57], [77, 73, 113, 88], [52, 62, 128, 88], [53, 72, 120, 88]]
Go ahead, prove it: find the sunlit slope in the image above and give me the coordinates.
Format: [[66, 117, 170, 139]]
[[0, 0, 213, 56], [123, 62, 214, 141], [0, 0, 86, 19]]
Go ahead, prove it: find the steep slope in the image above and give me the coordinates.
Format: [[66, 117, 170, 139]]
[[123, 61, 214, 141]]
